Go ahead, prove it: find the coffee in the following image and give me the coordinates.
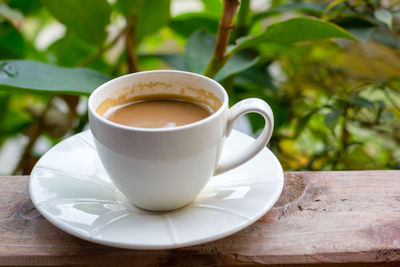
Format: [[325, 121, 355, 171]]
[[104, 98, 212, 128]]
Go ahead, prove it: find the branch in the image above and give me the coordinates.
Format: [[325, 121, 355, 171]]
[[79, 28, 126, 67], [214, 0, 239, 59], [126, 15, 140, 73], [13, 96, 54, 175], [204, 0, 240, 78]]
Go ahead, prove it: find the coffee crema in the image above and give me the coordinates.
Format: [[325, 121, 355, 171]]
[[103, 97, 212, 129]]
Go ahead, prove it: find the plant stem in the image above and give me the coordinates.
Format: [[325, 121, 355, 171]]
[[13, 96, 54, 175], [126, 15, 140, 73], [79, 28, 126, 67], [204, 0, 240, 78], [236, 0, 250, 38]]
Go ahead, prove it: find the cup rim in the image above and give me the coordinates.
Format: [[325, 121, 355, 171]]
[[88, 70, 229, 132]]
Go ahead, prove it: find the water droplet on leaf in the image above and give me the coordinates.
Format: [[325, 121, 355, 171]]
[[0, 62, 18, 77]]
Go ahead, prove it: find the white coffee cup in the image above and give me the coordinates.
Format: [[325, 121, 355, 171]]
[[89, 70, 274, 211]]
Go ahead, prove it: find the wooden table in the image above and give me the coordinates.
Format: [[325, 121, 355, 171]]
[[1, 171, 399, 266]]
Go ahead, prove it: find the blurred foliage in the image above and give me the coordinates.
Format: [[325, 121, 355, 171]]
[[0, 0, 399, 174]]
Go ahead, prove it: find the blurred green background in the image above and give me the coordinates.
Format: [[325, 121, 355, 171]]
[[0, 0, 399, 175]]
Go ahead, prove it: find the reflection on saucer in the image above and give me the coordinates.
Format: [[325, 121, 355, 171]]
[[30, 130, 283, 249]]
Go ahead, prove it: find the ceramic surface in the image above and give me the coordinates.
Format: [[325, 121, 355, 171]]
[[89, 71, 274, 211], [30, 130, 284, 249]]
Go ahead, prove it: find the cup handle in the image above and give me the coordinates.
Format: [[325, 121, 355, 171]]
[[214, 98, 274, 175]]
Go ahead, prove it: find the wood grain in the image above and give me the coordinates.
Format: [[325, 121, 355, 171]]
[[0, 171, 399, 266]]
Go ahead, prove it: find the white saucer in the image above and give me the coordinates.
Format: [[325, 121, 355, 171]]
[[30, 130, 284, 249]]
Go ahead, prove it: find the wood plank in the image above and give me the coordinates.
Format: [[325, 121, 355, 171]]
[[0, 171, 399, 266]]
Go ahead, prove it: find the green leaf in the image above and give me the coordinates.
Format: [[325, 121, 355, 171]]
[[170, 14, 219, 37], [295, 109, 319, 138], [185, 30, 260, 79], [381, 112, 394, 121], [48, 31, 107, 72], [215, 50, 259, 81], [252, 3, 327, 23], [0, 60, 111, 95], [235, 65, 275, 89], [42, 0, 111, 44], [116, 0, 169, 43], [372, 26, 400, 49], [8, 0, 41, 15], [136, 0, 170, 43], [153, 54, 185, 70], [0, 92, 32, 140], [184, 30, 214, 74], [115, 0, 139, 18], [201, 0, 222, 18], [0, 91, 10, 127], [374, 9, 393, 30], [1, 109, 32, 137], [0, 22, 24, 59], [357, 27, 377, 40], [48, 31, 96, 67], [332, 15, 377, 43], [230, 17, 356, 55], [348, 96, 374, 109], [324, 109, 342, 129]]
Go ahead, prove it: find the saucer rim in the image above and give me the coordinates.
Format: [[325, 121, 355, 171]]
[[29, 130, 284, 249]]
